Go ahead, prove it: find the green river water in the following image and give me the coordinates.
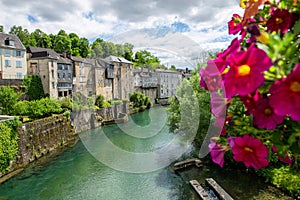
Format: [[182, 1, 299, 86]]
[[0, 107, 292, 200]]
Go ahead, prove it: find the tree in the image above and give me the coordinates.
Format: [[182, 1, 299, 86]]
[[134, 50, 160, 68], [53, 30, 72, 53], [170, 65, 176, 71], [0, 86, 21, 115], [79, 37, 90, 58], [22, 76, 45, 100], [32, 29, 52, 48], [9, 25, 35, 47], [0, 25, 3, 33]]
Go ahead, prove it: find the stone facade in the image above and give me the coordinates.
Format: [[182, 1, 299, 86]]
[[156, 69, 182, 99], [105, 56, 134, 100]]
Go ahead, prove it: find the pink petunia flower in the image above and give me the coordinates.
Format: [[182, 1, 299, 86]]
[[252, 97, 285, 130], [200, 59, 224, 91], [210, 92, 227, 128], [228, 14, 244, 35], [224, 44, 272, 99], [229, 134, 269, 169], [209, 140, 228, 167], [266, 8, 293, 34], [240, 90, 261, 115], [269, 63, 300, 121], [272, 146, 293, 166]]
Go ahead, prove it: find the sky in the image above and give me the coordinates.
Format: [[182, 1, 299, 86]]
[[0, 0, 243, 69]]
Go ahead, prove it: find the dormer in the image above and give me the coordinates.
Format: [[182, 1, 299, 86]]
[[4, 37, 15, 46]]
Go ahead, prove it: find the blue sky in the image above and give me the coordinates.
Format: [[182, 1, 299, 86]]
[[0, 0, 243, 68]]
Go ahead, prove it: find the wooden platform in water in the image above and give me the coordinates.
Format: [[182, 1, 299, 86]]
[[189, 178, 234, 200], [205, 178, 234, 200], [189, 180, 211, 200], [173, 158, 202, 171]]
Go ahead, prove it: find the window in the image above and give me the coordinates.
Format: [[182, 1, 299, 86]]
[[68, 73, 71, 80], [5, 49, 10, 56], [51, 70, 54, 79], [0, 48, 2, 55], [58, 73, 60, 79], [63, 73, 66, 79], [16, 51, 22, 57], [16, 61, 22, 68], [52, 82, 55, 89], [16, 72, 22, 78], [5, 60, 11, 67]]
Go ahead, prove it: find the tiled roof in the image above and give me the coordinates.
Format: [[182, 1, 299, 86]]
[[0, 33, 25, 50], [27, 46, 60, 59]]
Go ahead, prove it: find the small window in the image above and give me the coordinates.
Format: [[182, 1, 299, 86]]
[[16, 72, 22, 78], [5, 60, 11, 67], [5, 49, 10, 56], [68, 73, 71, 80], [16, 61, 22, 68], [16, 51, 22, 57], [51, 70, 54, 79], [52, 82, 55, 89], [63, 73, 66, 79]]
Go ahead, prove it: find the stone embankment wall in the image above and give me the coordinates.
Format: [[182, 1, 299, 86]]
[[17, 114, 76, 167], [71, 102, 129, 133]]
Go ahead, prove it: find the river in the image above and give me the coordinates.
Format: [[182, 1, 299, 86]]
[[0, 106, 292, 200]]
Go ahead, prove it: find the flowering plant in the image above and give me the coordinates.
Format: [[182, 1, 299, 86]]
[[200, 0, 300, 169]]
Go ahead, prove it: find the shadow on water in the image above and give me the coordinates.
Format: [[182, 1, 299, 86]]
[[130, 109, 151, 127], [176, 157, 293, 200]]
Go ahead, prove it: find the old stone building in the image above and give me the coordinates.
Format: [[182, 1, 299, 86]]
[[156, 69, 182, 99], [104, 56, 134, 100], [27, 46, 59, 98], [0, 33, 27, 80], [133, 68, 158, 103]]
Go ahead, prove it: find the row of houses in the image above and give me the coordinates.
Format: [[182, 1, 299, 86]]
[[0, 32, 183, 102]]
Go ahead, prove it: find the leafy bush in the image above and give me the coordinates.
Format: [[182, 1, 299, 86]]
[[130, 92, 152, 110], [59, 97, 73, 110], [14, 98, 63, 119], [0, 118, 21, 173], [95, 94, 105, 108], [257, 165, 300, 197], [0, 86, 21, 115], [22, 76, 45, 100]]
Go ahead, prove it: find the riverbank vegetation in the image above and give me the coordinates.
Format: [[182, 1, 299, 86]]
[[0, 118, 22, 173], [129, 92, 152, 112]]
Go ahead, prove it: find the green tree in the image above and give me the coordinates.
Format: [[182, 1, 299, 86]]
[[22, 76, 45, 100], [53, 30, 72, 53], [170, 65, 176, 71], [31, 29, 52, 48], [134, 50, 160, 68], [91, 39, 104, 58], [0, 86, 21, 115], [167, 70, 211, 145], [79, 37, 91, 58], [0, 25, 3, 33], [9, 25, 35, 47]]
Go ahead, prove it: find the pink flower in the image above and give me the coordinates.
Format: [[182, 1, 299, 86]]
[[210, 92, 227, 128], [200, 38, 241, 91], [229, 134, 269, 169], [209, 140, 227, 167], [224, 44, 272, 99], [272, 146, 293, 166], [266, 9, 293, 34], [240, 90, 261, 115], [252, 97, 285, 130], [200, 59, 224, 91], [269, 63, 300, 121], [228, 14, 244, 35]]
